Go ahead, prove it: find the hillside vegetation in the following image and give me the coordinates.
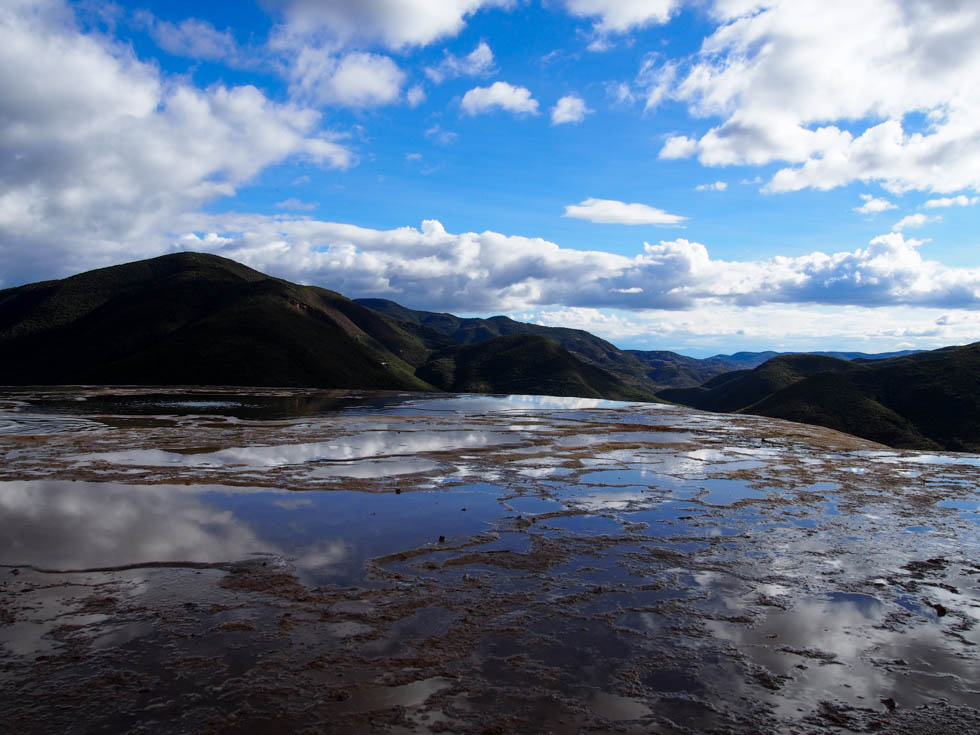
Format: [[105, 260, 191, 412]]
[[416, 334, 650, 400], [658, 346, 980, 451], [0, 253, 647, 400]]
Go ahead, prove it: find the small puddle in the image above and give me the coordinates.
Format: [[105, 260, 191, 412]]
[[333, 677, 453, 713]]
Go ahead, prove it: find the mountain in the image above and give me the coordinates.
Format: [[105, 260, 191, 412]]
[[658, 346, 980, 451], [354, 298, 916, 393], [0, 253, 646, 400], [416, 334, 649, 400], [658, 354, 863, 413], [0, 252, 433, 390], [355, 298, 665, 391]]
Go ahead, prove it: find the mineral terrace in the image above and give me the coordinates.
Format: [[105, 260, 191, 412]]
[[1, 388, 978, 733]]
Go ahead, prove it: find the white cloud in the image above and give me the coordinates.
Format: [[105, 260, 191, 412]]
[[892, 213, 939, 231], [425, 41, 495, 83], [288, 49, 405, 107], [172, 215, 980, 318], [636, 55, 677, 111], [425, 124, 458, 145], [461, 81, 539, 116], [562, 0, 682, 34], [524, 303, 980, 354], [0, 0, 352, 287], [659, 135, 698, 159], [406, 153, 423, 162], [551, 95, 591, 125], [138, 15, 239, 62], [607, 82, 635, 105], [564, 198, 687, 226], [662, 0, 980, 195], [923, 195, 979, 209], [406, 84, 426, 107], [854, 194, 897, 215], [266, 0, 507, 50], [275, 198, 318, 211], [695, 181, 727, 192]]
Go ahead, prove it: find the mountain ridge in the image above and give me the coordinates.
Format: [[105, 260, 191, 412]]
[[658, 347, 980, 451], [0, 253, 647, 400]]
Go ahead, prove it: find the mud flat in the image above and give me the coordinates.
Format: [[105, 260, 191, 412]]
[[1, 388, 978, 733]]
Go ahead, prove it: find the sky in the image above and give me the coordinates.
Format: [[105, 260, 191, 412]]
[[2, 0, 980, 357]]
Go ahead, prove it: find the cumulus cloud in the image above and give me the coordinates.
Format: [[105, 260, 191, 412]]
[[425, 40, 494, 83], [287, 49, 405, 107], [891, 213, 939, 231], [562, 0, 682, 34], [461, 81, 539, 116], [662, 0, 980, 194], [265, 0, 506, 50], [0, 0, 352, 287], [924, 195, 979, 209], [854, 194, 897, 215], [173, 215, 980, 316], [564, 199, 687, 225], [522, 303, 980, 354], [551, 95, 591, 125], [659, 135, 698, 159], [695, 181, 727, 192]]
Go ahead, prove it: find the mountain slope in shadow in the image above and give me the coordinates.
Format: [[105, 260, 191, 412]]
[[0, 252, 434, 390], [658, 346, 980, 451], [0, 253, 650, 400], [416, 334, 649, 400]]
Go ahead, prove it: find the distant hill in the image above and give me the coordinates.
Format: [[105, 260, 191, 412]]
[[658, 346, 980, 451], [355, 298, 664, 391], [355, 298, 917, 392], [658, 354, 863, 413], [0, 253, 648, 401], [416, 334, 648, 400]]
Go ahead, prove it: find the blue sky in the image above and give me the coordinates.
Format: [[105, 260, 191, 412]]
[[3, 0, 980, 356]]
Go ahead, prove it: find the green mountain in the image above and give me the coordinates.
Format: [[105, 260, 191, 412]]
[[658, 346, 980, 451], [658, 354, 863, 413], [354, 298, 759, 392], [416, 334, 649, 400], [355, 298, 915, 393], [355, 298, 663, 390], [0, 252, 432, 390], [0, 253, 647, 400]]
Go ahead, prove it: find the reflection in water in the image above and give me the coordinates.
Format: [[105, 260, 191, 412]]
[[0, 415, 105, 435], [398, 394, 648, 414], [74, 431, 520, 468], [872, 453, 980, 468], [0, 481, 274, 570], [310, 457, 440, 478], [707, 589, 980, 712], [0, 480, 505, 585], [14, 389, 646, 421]]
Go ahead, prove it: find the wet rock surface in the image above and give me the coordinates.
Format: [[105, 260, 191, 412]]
[[0, 388, 978, 733]]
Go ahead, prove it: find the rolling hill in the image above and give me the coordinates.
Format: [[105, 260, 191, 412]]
[[0, 253, 647, 400], [658, 346, 980, 451], [416, 334, 649, 400]]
